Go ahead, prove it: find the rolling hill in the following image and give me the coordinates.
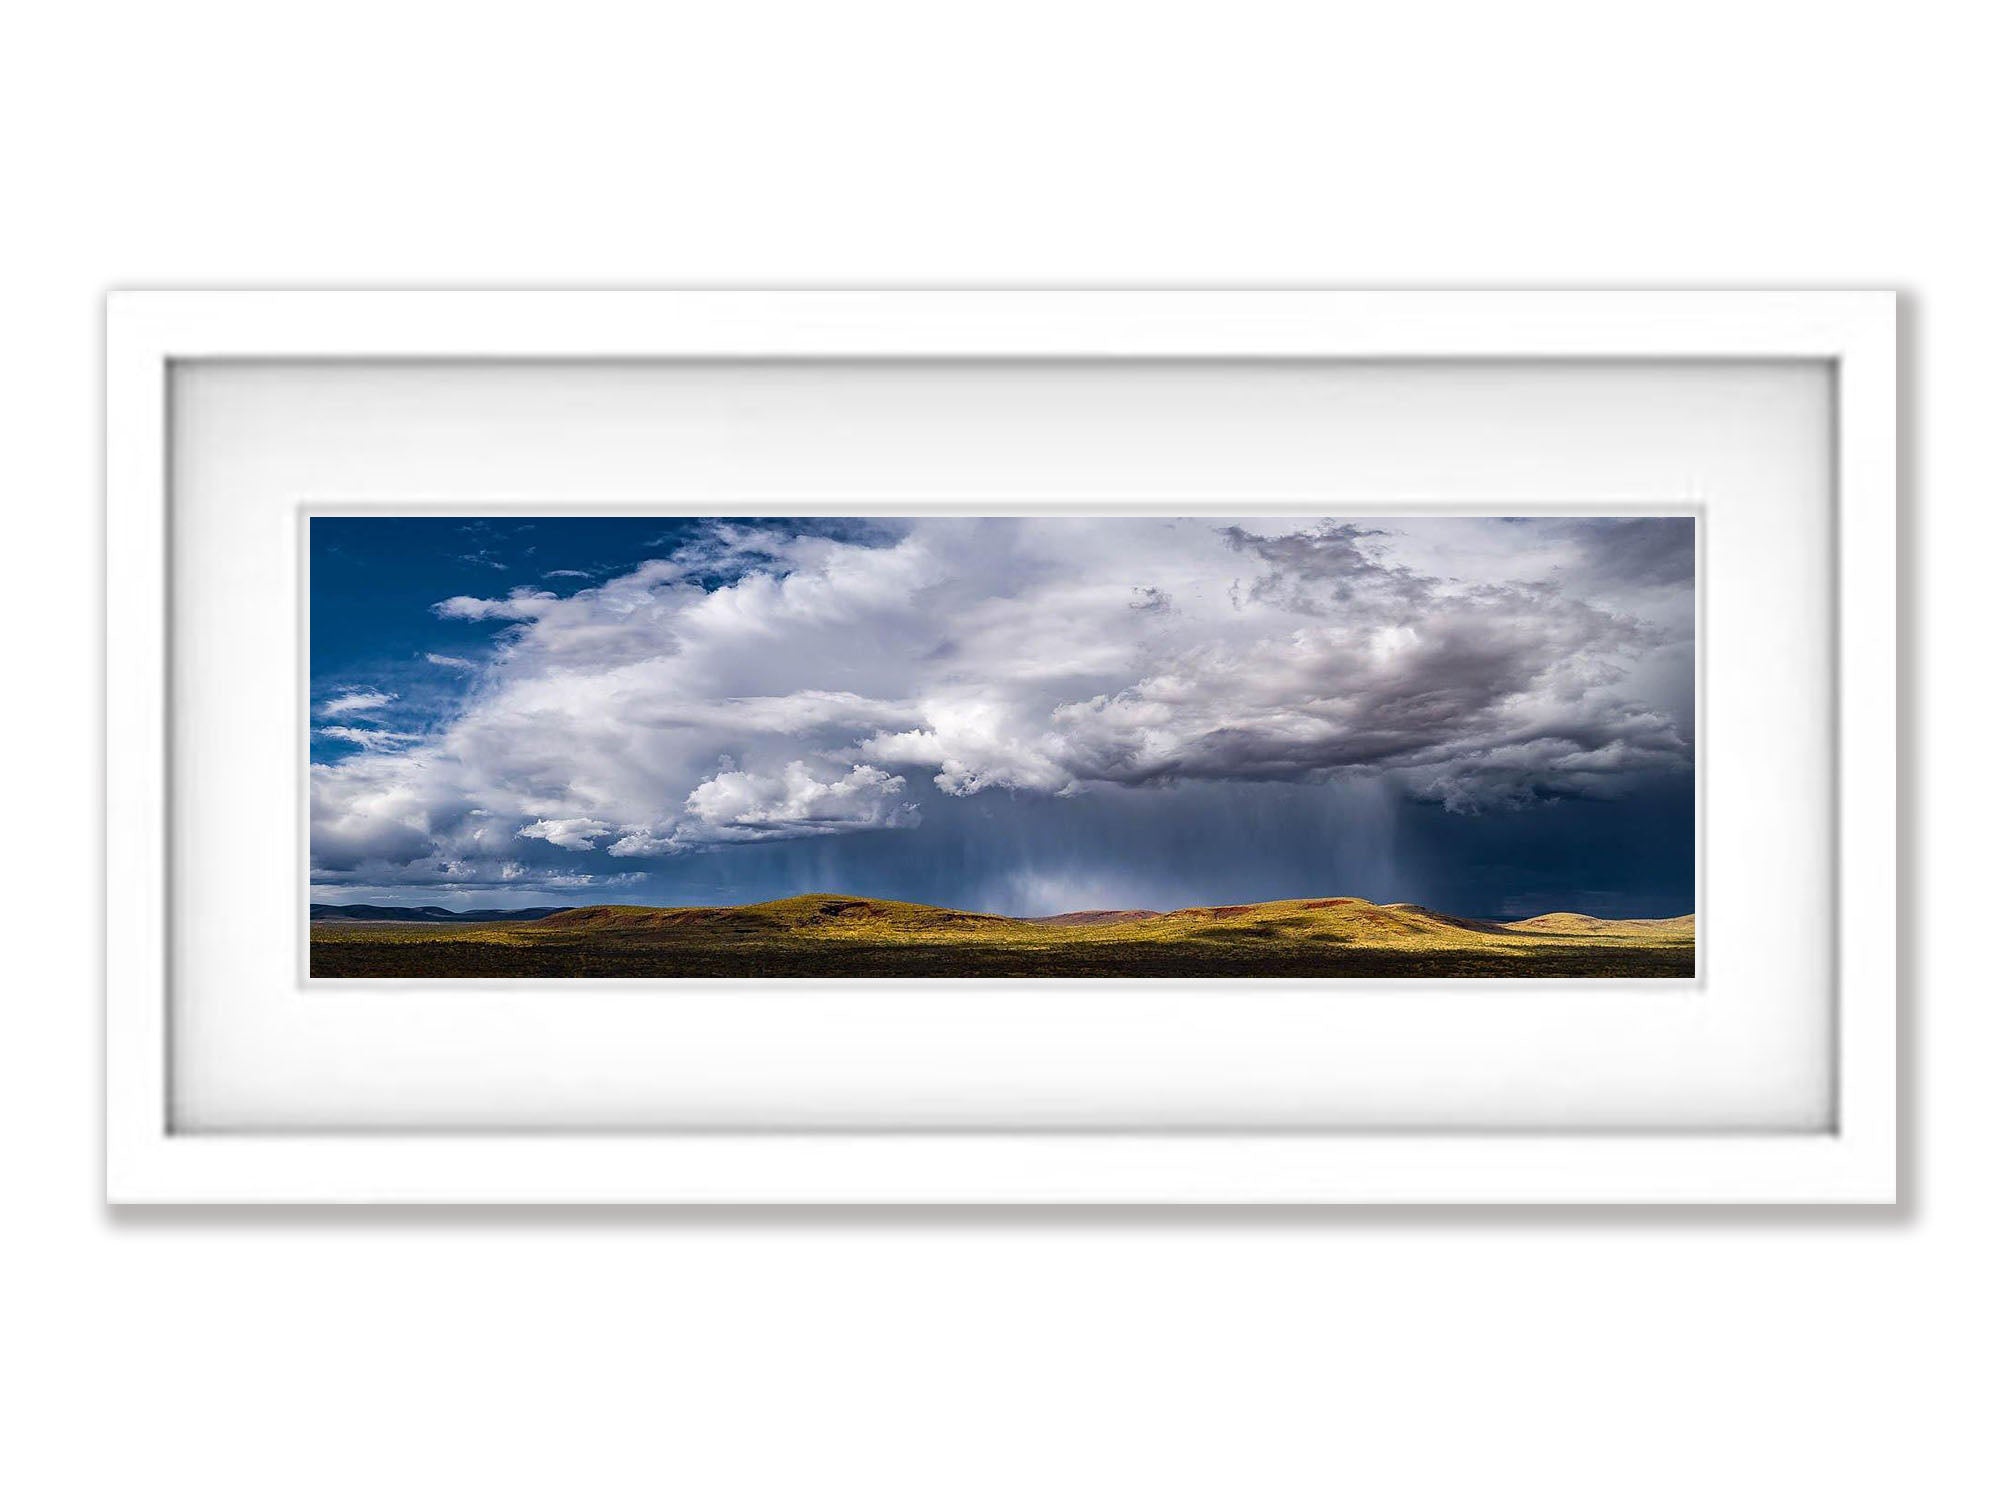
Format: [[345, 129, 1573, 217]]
[[309, 893, 1696, 979]]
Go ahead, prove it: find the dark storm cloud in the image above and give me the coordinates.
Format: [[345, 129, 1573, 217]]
[[1034, 520, 1686, 809], [1557, 517, 1697, 588], [1221, 521, 1430, 612]]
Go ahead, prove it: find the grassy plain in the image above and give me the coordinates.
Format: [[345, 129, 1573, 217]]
[[309, 893, 1696, 979]]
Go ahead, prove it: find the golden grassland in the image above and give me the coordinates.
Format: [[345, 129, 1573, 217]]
[[309, 893, 1697, 978]]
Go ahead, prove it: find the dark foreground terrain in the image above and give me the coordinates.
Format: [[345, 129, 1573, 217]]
[[310, 894, 1697, 979]]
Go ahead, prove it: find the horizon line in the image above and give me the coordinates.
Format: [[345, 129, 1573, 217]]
[[309, 892, 1700, 923]]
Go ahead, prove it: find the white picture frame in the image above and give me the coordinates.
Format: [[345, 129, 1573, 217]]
[[106, 290, 1897, 1204]]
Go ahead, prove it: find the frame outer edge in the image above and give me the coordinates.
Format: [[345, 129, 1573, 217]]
[[102, 289, 1900, 1205]]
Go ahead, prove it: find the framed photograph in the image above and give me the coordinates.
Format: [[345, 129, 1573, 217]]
[[106, 290, 1896, 1203]]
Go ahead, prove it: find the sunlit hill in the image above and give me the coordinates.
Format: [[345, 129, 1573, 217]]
[[310, 893, 1696, 979]]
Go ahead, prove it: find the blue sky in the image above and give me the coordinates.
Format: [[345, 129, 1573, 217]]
[[310, 514, 1696, 918], [311, 517, 716, 754]]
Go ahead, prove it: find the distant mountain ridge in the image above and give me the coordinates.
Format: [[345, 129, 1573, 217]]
[[310, 903, 578, 924]]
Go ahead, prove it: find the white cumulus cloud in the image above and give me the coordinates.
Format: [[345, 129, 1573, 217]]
[[517, 817, 614, 851], [672, 761, 917, 847], [315, 726, 422, 751], [317, 689, 397, 718], [432, 589, 559, 622]]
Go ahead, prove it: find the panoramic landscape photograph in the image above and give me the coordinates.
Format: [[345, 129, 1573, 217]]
[[309, 513, 1696, 978]]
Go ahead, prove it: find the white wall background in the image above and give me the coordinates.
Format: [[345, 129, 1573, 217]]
[[1, 4, 1985, 1497]]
